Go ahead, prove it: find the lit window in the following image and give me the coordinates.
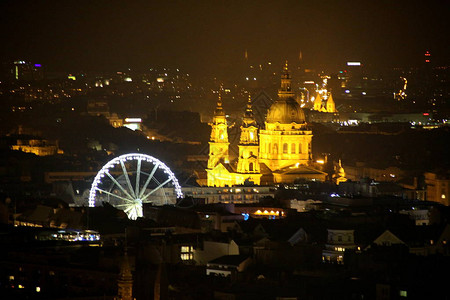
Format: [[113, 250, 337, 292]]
[[399, 290, 407, 297], [181, 245, 193, 261]]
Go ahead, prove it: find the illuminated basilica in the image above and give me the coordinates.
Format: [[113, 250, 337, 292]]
[[205, 63, 327, 187]]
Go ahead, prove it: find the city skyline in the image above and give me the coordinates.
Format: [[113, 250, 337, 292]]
[[1, 0, 449, 75]]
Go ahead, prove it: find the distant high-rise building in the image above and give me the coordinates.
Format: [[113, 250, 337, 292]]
[[12, 60, 44, 81], [424, 50, 431, 64]]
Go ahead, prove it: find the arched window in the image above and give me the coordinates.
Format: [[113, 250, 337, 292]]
[[268, 143, 271, 154], [249, 162, 254, 171], [291, 143, 296, 154], [273, 143, 278, 154], [298, 143, 302, 153], [283, 143, 288, 154]]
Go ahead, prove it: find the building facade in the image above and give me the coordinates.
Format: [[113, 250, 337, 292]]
[[205, 63, 326, 187]]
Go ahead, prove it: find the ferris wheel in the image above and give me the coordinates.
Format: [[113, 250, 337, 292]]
[[89, 153, 183, 220]]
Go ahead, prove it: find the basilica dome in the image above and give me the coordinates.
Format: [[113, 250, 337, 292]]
[[266, 97, 305, 124]]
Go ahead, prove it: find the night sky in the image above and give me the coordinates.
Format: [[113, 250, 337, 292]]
[[1, 0, 449, 74]]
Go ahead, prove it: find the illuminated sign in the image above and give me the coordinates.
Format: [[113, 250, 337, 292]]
[[347, 62, 361, 66], [34, 64, 41, 67]]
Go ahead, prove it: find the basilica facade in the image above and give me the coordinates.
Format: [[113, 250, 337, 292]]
[[205, 63, 327, 187]]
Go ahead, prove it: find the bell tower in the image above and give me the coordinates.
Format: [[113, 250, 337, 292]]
[[207, 92, 230, 169], [237, 94, 261, 184]]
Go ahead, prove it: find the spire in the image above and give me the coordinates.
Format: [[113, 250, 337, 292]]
[[242, 93, 256, 127], [278, 61, 295, 98], [119, 249, 132, 281], [281, 61, 290, 83], [326, 91, 336, 113], [214, 87, 225, 116], [245, 93, 253, 116], [117, 248, 133, 300]]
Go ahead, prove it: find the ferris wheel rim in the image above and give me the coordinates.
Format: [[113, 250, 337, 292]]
[[88, 153, 183, 219]]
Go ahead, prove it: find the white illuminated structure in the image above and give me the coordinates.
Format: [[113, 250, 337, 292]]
[[124, 118, 142, 131], [89, 153, 183, 220]]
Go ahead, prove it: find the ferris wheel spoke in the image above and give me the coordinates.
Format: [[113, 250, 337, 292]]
[[141, 177, 172, 202], [138, 162, 160, 198], [124, 205, 135, 213], [95, 188, 135, 203], [135, 158, 142, 198], [120, 160, 137, 198], [115, 203, 135, 208], [105, 171, 135, 200]]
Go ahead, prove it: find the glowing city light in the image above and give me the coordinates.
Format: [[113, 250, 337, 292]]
[[125, 118, 142, 123]]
